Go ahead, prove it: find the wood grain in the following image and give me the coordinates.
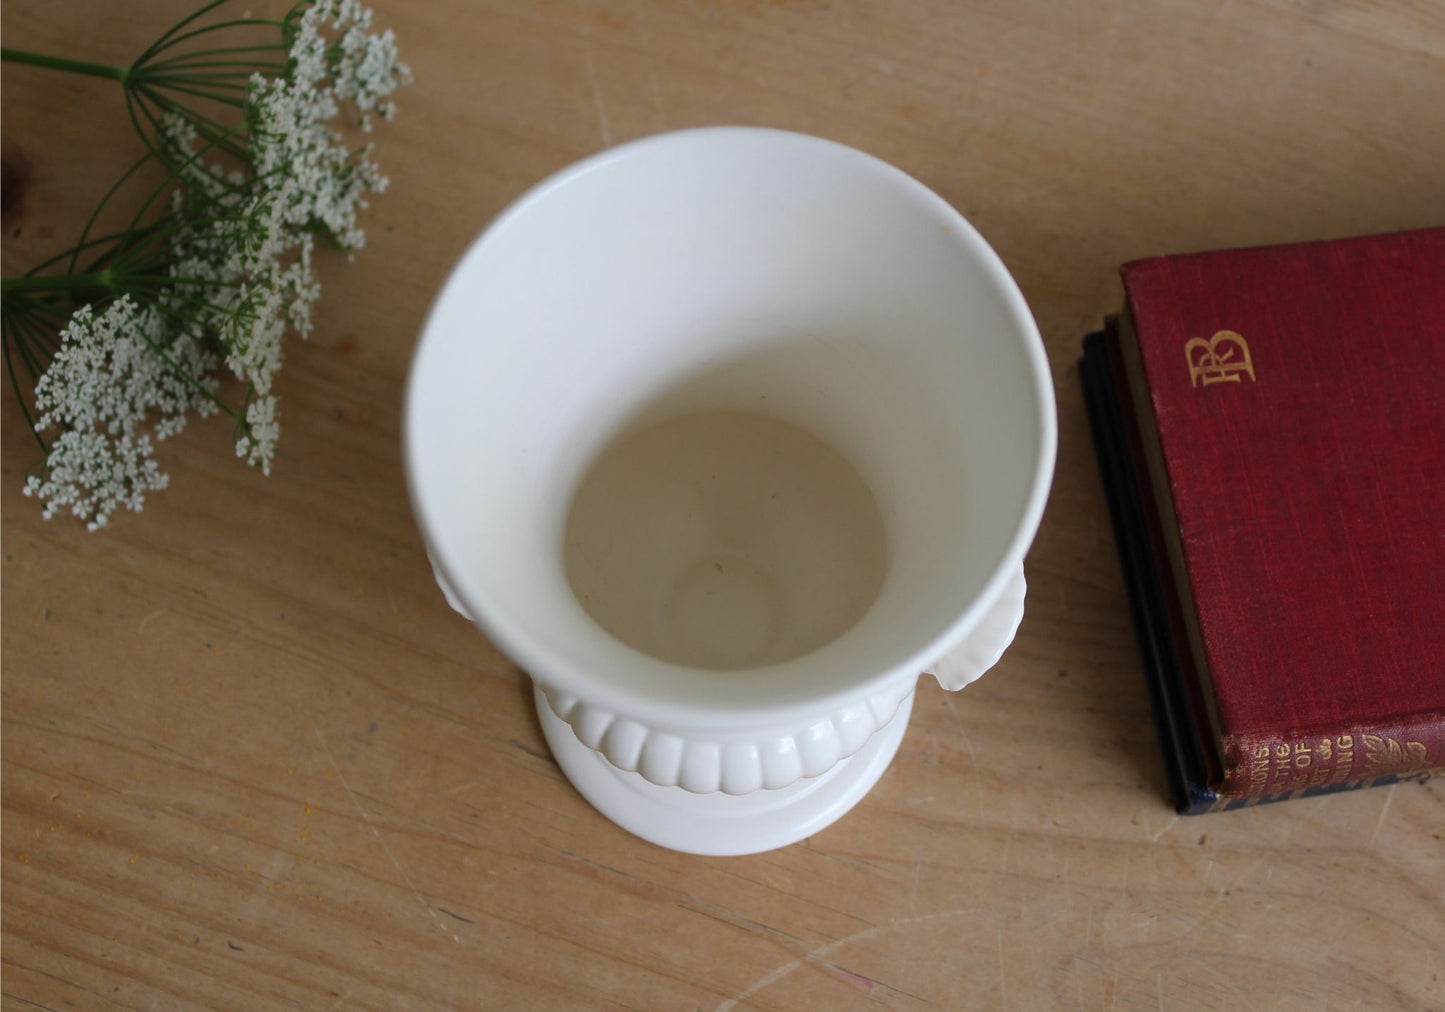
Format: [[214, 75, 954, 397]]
[[3, 1, 1443, 1009]]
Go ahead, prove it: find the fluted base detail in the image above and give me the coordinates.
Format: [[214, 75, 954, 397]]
[[535, 684, 914, 855]]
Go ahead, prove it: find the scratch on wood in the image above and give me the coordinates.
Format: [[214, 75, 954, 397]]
[[629, 0, 667, 130], [715, 908, 978, 1011], [941, 693, 978, 765], [509, 737, 549, 762], [996, 923, 1008, 1011], [571, 0, 613, 145], [1000, 805, 1021, 874], [647, 63, 665, 130], [581, 47, 612, 146], [1367, 782, 1397, 851], [1218, 857, 1267, 896], [313, 722, 459, 943]]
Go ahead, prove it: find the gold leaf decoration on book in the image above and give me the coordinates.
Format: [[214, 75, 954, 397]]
[[1185, 330, 1256, 387], [1361, 734, 1430, 771]]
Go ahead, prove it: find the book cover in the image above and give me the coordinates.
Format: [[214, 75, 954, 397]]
[[1082, 326, 1436, 812], [1090, 226, 1445, 809]]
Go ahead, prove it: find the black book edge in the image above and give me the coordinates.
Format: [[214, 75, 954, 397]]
[[1080, 329, 1439, 814], [1079, 329, 1218, 814]]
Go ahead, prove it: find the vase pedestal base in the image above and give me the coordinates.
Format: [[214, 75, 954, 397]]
[[534, 685, 914, 856]]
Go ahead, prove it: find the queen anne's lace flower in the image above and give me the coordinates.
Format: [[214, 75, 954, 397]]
[[23, 298, 194, 529], [235, 394, 280, 474], [19, 0, 409, 527]]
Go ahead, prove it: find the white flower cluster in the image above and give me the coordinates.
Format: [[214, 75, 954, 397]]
[[324, 0, 409, 131], [24, 0, 409, 529], [24, 297, 216, 529]]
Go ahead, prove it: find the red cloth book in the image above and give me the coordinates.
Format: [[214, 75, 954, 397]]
[[1094, 227, 1445, 809]]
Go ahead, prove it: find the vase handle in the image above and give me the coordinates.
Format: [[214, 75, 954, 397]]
[[428, 550, 474, 621], [926, 562, 1027, 691]]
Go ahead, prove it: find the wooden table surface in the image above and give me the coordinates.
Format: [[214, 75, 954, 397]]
[[3, 1, 1443, 1009]]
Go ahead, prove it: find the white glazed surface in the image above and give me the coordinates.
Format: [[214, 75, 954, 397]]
[[535, 685, 917, 856], [433, 553, 1026, 794], [539, 562, 1027, 793], [405, 127, 1057, 738], [928, 562, 1029, 692], [540, 677, 915, 795]]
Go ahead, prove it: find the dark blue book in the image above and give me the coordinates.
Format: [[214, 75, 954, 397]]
[[1080, 326, 1217, 814]]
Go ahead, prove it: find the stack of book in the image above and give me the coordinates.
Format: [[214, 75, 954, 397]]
[[1081, 227, 1445, 813]]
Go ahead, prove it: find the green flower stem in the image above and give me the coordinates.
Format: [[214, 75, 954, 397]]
[[1, 47, 128, 81], [142, 18, 289, 62], [2, 329, 49, 453], [143, 74, 257, 89], [8, 310, 58, 366], [136, 0, 262, 64], [20, 227, 149, 280], [146, 62, 287, 77], [138, 89, 249, 160], [124, 91, 169, 163], [147, 79, 247, 106], [2, 273, 121, 296], [149, 47, 289, 70], [72, 152, 158, 274]]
